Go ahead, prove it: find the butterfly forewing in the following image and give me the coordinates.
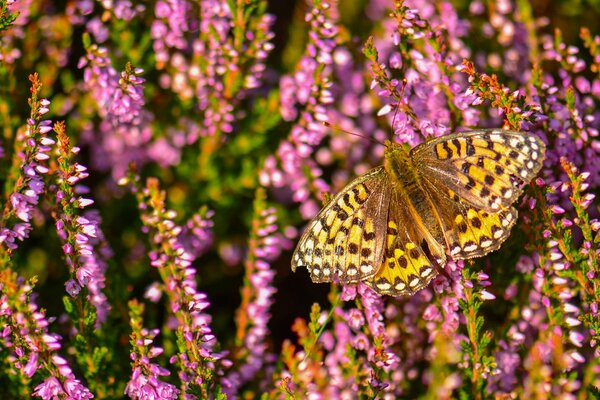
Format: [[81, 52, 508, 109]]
[[411, 130, 545, 212], [292, 167, 390, 284]]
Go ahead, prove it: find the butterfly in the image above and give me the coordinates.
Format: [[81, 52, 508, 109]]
[[291, 129, 545, 296]]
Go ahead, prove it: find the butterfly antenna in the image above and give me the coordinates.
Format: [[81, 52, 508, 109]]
[[390, 78, 408, 135], [391, 103, 400, 135], [322, 121, 383, 146]]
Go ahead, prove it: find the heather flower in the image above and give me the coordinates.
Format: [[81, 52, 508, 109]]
[[78, 46, 155, 178], [0, 274, 93, 400], [0, 75, 52, 252], [151, 0, 192, 66], [193, 0, 274, 136], [122, 174, 227, 396], [105, 0, 145, 21], [363, 1, 478, 146], [3, 0, 600, 397], [227, 190, 284, 392], [0, 0, 31, 63], [262, 0, 339, 219], [179, 208, 215, 259], [51, 122, 111, 324], [125, 303, 179, 400]]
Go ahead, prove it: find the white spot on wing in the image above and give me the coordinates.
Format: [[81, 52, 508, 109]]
[[360, 264, 373, 274], [464, 244, 478, 252]]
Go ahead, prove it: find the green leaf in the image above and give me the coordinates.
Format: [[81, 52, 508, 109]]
[[82, 32, 92, 49], [63, 296, 74, 313], [0, 1, 18, 32], [565, 86, 576, 112], [588, 385, 600, 399]]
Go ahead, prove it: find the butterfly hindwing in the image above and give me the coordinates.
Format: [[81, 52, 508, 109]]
[[412, 129, 545, 212], [446, 206, 518, 259], [365, 190, 445, 296], [419, 176, 519, 259], [291, 167, 390, 284]]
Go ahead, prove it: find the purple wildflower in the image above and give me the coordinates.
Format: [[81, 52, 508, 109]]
[[33, 355, 94, 400], [0, 0, 32, 63], [78, 46, 154, 179], [124, 323, 179, 400], [0, 274, 93, 399], [227, 193, 285, 392], [52, 122, 111, 325], [104, 0, 145, 21], [261, 0, 339, 218], [123, 175, 228, 396], [0, 75, 52, 252], [151, 0, 192, 67], [179, 208, 215, 259]]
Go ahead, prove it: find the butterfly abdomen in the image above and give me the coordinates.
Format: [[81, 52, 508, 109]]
[[383, 142, 446, 259]]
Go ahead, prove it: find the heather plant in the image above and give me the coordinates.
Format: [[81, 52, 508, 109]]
[[0, 0, 599, 399]]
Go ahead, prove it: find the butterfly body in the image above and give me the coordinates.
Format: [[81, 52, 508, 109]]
[[292, 129, 545, 296]]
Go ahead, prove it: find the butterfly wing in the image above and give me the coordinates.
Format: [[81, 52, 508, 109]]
[[292, 166, 391, 284], [364, 188, 447, 296], [417, 173, 519, 260], [411, 129, 545, 212]]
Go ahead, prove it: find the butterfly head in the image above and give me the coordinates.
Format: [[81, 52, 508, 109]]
[[383, 140, 413, 180], [383, 139, 411, 159]]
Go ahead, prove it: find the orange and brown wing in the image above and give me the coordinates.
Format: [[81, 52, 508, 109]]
[[292, 167, 391, 284], [411, 129, 545, 212], [364, 187, 446, 296]]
